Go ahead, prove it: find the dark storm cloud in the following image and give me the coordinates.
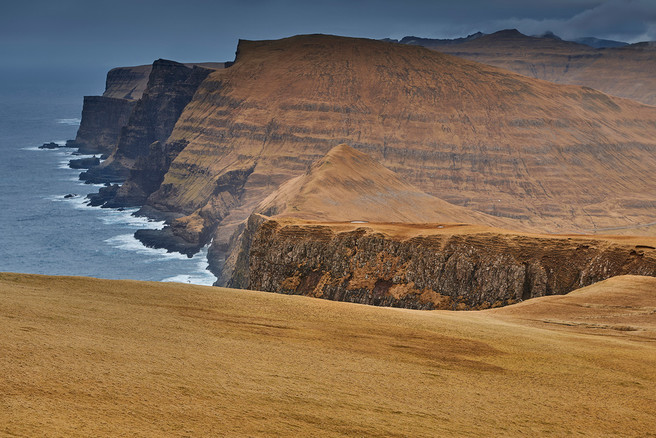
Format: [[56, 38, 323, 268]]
[[1, 0, 653, 71], [488, 0, 656, 41]]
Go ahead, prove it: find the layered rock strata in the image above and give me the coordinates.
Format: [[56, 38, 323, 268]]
[[81, 60, 216, 191], [131, 34, 656, 266], [66, 65, 152, 155], [231, 216, 656, 310], [415, 29, 656, 106]]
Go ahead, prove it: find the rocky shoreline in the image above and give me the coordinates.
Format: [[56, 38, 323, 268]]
[[45, 34, 656, 308], [52, 59, 226, 265]]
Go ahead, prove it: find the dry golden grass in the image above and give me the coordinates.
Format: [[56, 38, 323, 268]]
[[1, 272, 655, 437], [488, 275, 656, 336], [266, 215, 656, 247], [255, 144, 529, 231]]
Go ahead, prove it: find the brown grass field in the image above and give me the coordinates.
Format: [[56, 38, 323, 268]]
[[1, 272, 655, 437]]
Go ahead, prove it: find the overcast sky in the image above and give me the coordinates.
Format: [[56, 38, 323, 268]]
[[2, 0, 655, 71]]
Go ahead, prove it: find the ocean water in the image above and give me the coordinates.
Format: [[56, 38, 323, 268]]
[[0, 68, 215, 285]]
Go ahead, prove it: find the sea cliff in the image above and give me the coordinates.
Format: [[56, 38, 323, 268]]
[[60, 34, 656, 302], [81, 60, 216, 188], [229, 216, 656, 309], [136, 34, 656, 266], [65, 65, 151, 155]]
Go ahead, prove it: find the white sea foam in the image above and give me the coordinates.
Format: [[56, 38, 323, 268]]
[[57, 118, 81, 126], [99, 210, 165, 229], [69, 153, 100, 159], [22, 140, 67, 151], [161, 273, 215, 286], [73, 180, 105, 189], [68, 196, 93, 209], [104, 234, 190, 260], [162, 248, 216, 285]]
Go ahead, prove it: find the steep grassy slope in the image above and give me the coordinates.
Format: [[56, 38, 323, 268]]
[[141, 34, 656, 257], [430, 29, 656, 106], [255, 144, 526, 228], [1, 272, 654, 436], [215, 143, 529, 285]]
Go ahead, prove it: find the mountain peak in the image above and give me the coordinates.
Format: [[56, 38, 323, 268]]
[[322, 143, 359, 158], [537, 31, 562, 40], [491, 29, 525, 38], [255, 144, 525, 228]]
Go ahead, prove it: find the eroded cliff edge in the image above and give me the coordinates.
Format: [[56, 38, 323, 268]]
[[136, 33, 656, 267], [229, 215, 656, 310], [81, 60, 217, 188], [67, 65, 152, 155]]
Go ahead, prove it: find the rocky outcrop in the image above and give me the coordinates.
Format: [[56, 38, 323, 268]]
[[81, 60, 216, 187], [64, 65, 152, 155], [67, 96, 137, 155], [87, 184, 119, 207], [39, 142, 68, 149], [68, 156, 100, 169], [231, 216, 656, 310], [102, 65, 153, 100]]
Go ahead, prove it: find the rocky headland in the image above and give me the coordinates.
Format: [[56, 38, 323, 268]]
[[231, 216, 656, 309], [58, 34, 656, 307], [222, 145, 656, 309], [65, 65, 152, 155]]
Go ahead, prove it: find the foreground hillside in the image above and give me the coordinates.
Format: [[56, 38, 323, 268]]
[[1, 273, 654, 436]]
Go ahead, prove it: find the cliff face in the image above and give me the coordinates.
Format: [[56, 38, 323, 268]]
[[137, 34, 656, 262], [420, 29, 656, 106], [66, 65, 152, 155], [69, 96, 136, 155], [215, 144, 531, 285], [232, 216, 656, 310], [102, 65, 153, 100], [81, 60, 216, 192]]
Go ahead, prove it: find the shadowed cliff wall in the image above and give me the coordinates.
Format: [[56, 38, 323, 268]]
[[230, 216, 656, 310]]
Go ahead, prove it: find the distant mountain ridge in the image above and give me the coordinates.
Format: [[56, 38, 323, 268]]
[[387, 30, 629, 49], [391, 29, 656, 105]]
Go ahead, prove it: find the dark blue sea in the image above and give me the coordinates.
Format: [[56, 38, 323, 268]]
[[0, 67, 215, 284]]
